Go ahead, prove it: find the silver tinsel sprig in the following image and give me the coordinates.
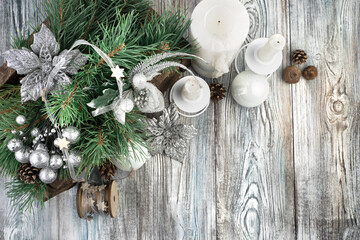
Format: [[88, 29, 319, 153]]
[[143, 104, 198, 162], [2, 24, 87, 102]]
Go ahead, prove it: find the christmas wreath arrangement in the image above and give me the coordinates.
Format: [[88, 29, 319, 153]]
[[0, 0, 197, 214]]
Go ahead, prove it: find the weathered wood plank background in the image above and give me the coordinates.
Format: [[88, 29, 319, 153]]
[[0, 0, 359, 239]]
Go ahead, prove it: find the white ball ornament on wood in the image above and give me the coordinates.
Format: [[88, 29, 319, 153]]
[[15, 147, 31, 163], [7, 138, 24, 152], [113, 143, 151, 172], [49, 155, 63, 169], [39, 167, 57, 184], [68, 151, 82, 167], [231, 71, 269, 108], [16, 115, 26, 125], [62, 126, 80, 143], [29, 150, 50, 168]]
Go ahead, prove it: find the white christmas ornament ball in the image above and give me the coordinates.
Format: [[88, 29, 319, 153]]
[[29, 150, 50, 168], [62, 126, 80, 143], [39, 167, 57, 184], [16, 115, 26, 125], [15, 147, 31, 163], [7, 138, 24, 152], [68, 151, 81, 167], [113, 143, 151, 172], [231, 71, 269, 108], [119, 99, 134, 113], [49, 155, 63, 169]]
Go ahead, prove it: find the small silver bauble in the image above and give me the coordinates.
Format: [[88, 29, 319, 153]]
[[39, 167, 57, 184], [15, 147, 31, 163], [62, 126, 80, 143], [16, 115, 26, 125], [7, 138, 24, 152], [31, 128, 41, 137], [29, 150, 50, 168], [36, 143, 48, 151], [68, 151, 81, 167], [119, 99, 134, 113], [49, 155, 63, 169]]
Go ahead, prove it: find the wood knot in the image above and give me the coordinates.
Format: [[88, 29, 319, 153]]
[[333, 100, 344, 114]]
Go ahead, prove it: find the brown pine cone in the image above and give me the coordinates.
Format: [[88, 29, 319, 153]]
[[209, 83, 226, 103], [99, 161, 116, 182], [17, 163, 40, 184], [292, 49, 307, 64]]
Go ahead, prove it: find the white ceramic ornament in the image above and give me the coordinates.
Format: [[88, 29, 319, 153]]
[[231, 71, 269, 108], [29, 149, 50, 168], [15, 147, 31, 163], [113, 143, 151, 172], [39, 167, 57, 184]]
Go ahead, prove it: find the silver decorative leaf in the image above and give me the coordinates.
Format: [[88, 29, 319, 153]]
[[39, 46, 52, 62], [2, 48, 40, 74], [30, 24, 60, 56], [53, 49, 87, 75], [20, 70, 43, 102], [52, 71, 72, 92], [143, 104, 197, 162]]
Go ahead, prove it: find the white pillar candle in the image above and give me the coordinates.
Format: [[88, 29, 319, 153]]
[[182, 77, 201, 101], [190, 0, 249, 78], [256, 34, 286, 62]]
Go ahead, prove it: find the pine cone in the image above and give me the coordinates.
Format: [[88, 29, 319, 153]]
[[292, 49, 307, 64], [99, 161, 116, 182], [17, 163, 40, 184], [209, 83, 226, 103]]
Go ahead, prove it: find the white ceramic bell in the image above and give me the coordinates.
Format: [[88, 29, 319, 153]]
[[231, 71, 269, 107]]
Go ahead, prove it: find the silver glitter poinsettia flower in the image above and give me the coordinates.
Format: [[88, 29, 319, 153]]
[[2, 24, 87, 103], [143, 104, 198, 162]]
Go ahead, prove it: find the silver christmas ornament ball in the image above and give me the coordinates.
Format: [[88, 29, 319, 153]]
[[68, 151, 81, 167], [29, 150, 50, 168], [36, 143, 48, 151], [39, 167, 57, 184], [119, 99, 134, 113], [16, 115, 26, 125], [31, 128, 41, 137], [7, 138, 24, 152], [15, 147, 31, 163], [49, 155, 63, 169], [62, 126, 80, 143]]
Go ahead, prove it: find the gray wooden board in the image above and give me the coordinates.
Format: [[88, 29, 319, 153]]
[[0, 0, 359, 239]]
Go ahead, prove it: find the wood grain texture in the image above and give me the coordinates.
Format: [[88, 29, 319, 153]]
[[0, 0, 360, 239]]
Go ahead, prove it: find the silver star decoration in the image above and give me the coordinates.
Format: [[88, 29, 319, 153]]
[[2, 24, 87, 102], [143, 104, 198, 162]]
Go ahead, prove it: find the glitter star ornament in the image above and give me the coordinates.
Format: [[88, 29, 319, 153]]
[[143, 104, 198, 162], [2, 24, 87, 102]]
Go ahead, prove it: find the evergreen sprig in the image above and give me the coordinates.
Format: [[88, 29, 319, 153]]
[[1, 0, 195, 211]]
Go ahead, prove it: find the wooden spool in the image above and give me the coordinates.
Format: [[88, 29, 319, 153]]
[[76, 181, 119, 219]]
